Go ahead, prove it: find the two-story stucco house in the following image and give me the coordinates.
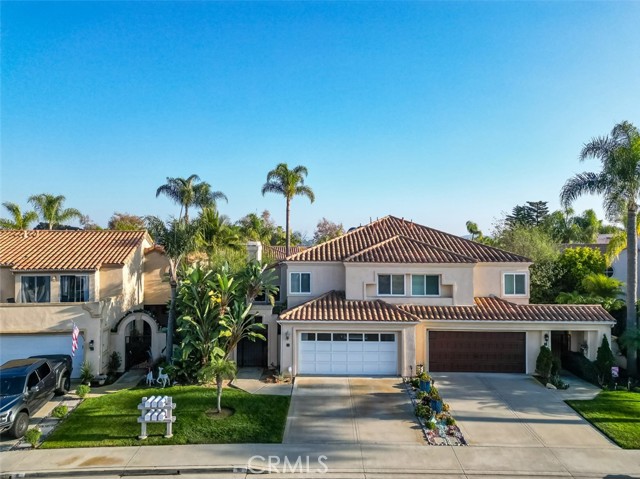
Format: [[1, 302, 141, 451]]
[[0, 230, 170, 377], [271, 216, 615, 376]]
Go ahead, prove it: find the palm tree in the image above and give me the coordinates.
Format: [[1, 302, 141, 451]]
[[0, 202, 38, 230], [239, 260, 279, 305], [145, 216, 199, 361], [27, 194, 82, 230], [195, 207, 243, 251], [261, 163, 314, 256], [156, 175, 227, 223], [200, 355, 237, 414], [560, 121, 640, 376]]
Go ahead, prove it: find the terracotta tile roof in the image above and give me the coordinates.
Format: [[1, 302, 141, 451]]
[[263, 244, 306, 261], [287, 216, 529, 263], [279, 291, 420, 322], [0, 230, 150, 271], [400, 296, 615, 323], [345, 235, 476, 264]]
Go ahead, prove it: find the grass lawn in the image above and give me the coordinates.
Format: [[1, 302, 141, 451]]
[[42, 386, 290, 448], [567, 390, 640, 449]]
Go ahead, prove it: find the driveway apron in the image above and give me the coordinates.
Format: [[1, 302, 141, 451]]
[[283, 377, 423, 445]]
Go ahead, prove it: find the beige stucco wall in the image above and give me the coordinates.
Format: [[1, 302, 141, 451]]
[[419, 321, 612, 374], [143, 250, 171, 305], [100, 267, 123, 300], [345, 263, 475, 305], [278, 320, 418, 376], [473, 263, 532, 304], [284, 262, 345, 307], [0, 267, 15, 302]]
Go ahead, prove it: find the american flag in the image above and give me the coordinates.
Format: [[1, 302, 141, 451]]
[[71, 323, 80, 357]]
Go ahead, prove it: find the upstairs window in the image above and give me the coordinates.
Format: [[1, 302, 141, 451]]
[[504, 273, 526, 295], [21, 276, 50, 303], [60, 275, 90, 302], [290, 272, 311, 294], [411, 275, 440, 296], [378, 274, 405, 295]]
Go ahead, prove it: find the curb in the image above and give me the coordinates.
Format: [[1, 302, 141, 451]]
[[1, 465, 253, 479]]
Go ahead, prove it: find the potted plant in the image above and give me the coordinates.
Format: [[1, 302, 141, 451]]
[[418, 372, 432, 393], [429, 386, 443, 413]]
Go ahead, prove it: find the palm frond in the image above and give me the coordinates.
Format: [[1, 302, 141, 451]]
[[261, 182, 284, 196], [295, 185, 315, 203], [559, 172, 606, 207]]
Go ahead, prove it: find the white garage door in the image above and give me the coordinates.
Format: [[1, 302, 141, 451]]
[[298, 332, 398, 375], [0, 334, 84, 378]]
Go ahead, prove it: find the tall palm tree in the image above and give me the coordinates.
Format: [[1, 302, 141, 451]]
[[261, 163, 314, 256], [27, 194, 82, 230], [195, 207, 243, 251], [145, 216, 199, 361], [0, 202, 38, 230], [560, 121, 640, 376], [156, 175, 227, 223]]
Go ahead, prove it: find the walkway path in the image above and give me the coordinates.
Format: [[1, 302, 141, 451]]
[[231, 367, 292, 396]]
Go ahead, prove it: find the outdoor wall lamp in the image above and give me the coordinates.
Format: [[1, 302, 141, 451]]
[[89, 340, 95, 351], [544, 333, 549, 346], [285, 331, 290, 341]]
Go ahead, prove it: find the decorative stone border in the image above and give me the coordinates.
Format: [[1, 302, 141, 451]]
[[402, 378, 466, 446]]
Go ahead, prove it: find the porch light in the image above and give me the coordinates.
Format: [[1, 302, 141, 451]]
[[285, 331, 290, 341], [89, 340, 95, 351], [544, 334, 549, 346]]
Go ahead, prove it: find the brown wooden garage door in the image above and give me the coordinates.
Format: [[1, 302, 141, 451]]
[[429, 331, 526, 373]]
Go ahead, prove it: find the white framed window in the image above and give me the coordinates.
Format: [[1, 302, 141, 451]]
[[60, 275, 90, 302], [411, 275, 440, 296], [504, 273, 527, 296], [290, 272, 311, 294], [20, 276, 51, 303], [378, 274, 405, 295]]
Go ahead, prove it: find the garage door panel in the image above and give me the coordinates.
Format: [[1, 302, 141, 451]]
[[298, 331, 398, 375], [0, 334, 84, 378], [429, 331, 525, 373]]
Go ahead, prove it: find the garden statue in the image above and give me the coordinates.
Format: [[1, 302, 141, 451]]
[[157, 367, 170, 388], [145, 368, 155, 386]]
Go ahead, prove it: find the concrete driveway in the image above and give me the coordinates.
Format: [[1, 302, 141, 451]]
[[283, 377, 424, 445], [434, 373, 616, 448]]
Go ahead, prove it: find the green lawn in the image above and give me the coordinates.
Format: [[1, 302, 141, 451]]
[[567, 390, 640, 449], [42, 386, 290, 448]]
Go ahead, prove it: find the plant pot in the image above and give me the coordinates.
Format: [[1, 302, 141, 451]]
[[419, 379, 432, 393], [430, 399, 443, 414]]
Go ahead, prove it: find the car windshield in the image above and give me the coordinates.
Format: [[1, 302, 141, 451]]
[[0, 376, 25, 396]]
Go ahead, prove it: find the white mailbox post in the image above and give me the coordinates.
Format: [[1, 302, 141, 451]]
[[137, 395, 176, 439]]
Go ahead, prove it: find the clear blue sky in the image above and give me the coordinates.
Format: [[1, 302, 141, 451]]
[[2, 1, 639, 237]]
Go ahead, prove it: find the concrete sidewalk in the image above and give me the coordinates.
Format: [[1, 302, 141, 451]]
[[231, 367, 293, 396], [2, 443, 640, 478]]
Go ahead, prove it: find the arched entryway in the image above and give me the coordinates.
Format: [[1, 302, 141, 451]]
[[111, 311, 166, 372]]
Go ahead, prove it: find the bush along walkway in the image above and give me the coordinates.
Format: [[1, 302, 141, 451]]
[[404, 373, 466, 446]]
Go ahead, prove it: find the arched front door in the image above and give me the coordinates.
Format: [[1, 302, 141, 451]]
[[113, 311, 166, 372]]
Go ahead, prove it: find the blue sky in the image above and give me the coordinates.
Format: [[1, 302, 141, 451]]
[[2, 1, 639, 238]]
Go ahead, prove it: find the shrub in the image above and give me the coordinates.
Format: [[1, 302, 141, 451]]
[[595, 335, 616, 387], [52, 405, 68, 418], [564, 351, 600, 386], [536, 346, 553, 381], [429, 386, 441, 401], [79, 361, 94, 385], [416, 391, 427, 400], [425, 421, 436, 430], [445, 417, 456, 426], [24, 427, 42, 447], [415, 403, 432, 419], [107, 352, 122, 376], [418, 371, 431, 382], [76, 384, 91, 398]]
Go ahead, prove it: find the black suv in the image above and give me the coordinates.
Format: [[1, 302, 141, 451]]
[[0, 356, 72, 438]]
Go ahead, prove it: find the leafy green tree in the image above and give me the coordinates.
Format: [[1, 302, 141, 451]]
[[526, 201, 550, 226], [556, 247, 606, 294], [261, 163, 314, 256], [218, 301, 266, 360], [536, 345, 553, 381], [28, 194, 82, 230], [561, 121, 640, 376], [199, 355, 237, 414], [0, 202, 38, 230], [236, 212, 274, 243], [195, 207, 242, 251], [108, 212, 145, 230], [145, 217, 199, 361], [313, 217, 344, 244], [506, 205, 535, 228], [156, 175, 227, 223], [556, 273, 624, 312]]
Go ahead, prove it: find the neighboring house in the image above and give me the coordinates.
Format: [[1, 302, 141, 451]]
[[0, 230, 170, 377], [267, 216, 615, 376]]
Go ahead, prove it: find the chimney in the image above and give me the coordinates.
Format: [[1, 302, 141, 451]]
[[246, 241, 263, 263]]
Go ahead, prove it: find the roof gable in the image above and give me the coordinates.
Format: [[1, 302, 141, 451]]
[[344, 235, 476, 264], [0, 230, 150, 271], [286, 216, 529, 263]]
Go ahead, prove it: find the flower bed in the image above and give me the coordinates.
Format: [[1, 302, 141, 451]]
[[404, 374, 466, 446]]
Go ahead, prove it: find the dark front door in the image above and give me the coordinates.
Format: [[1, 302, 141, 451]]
[[237, 318, 268, 368], [429, 331, 526, 373], [551, 331, 570, 363]]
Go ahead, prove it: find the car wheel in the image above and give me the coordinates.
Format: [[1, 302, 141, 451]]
[[9, 412, 28, 439], [56, 375, 71, 395]]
